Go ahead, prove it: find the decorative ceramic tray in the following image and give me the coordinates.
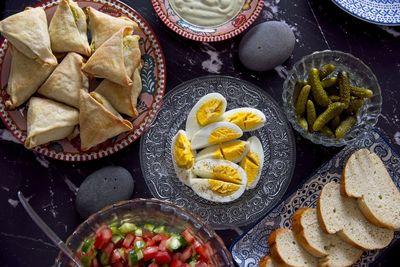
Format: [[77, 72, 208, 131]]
[[0, 0, 166, 161], [151, 0, 264, 42], [331, 0, 400, 25], [140, 75, 296, 229], [231, 129, 400, 266]]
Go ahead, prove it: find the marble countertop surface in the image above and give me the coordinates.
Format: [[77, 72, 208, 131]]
[[0, 0, 399, 266]]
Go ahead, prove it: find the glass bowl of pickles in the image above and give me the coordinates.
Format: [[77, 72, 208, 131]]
[[282, 50, 382, 147]]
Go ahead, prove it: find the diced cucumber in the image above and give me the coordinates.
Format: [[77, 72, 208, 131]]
[[166, 236, 181, 251], [153, 225, 166, 234], [81, 239, 94, 253], [128, 249, 143, 265], [110, 226, 122, 235], [189, 259, 198, 267], [112, 234, 123, 244], [118, 222, 137, 234], [117, 248, 126, 261], [134, 240, 145, 249], [171, 233, 187, 247], [80, 255, 92, 267], [134, 228, 143, 237], [136, 249, 144, 261], [144, 223, 155, 232], [99, 251, 109, 265]]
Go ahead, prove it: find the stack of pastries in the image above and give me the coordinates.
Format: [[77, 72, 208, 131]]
[[0, 0, 143, 151]]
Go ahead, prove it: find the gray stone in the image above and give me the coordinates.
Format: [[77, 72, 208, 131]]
[[76, 166, 134, 218], [239, 21, 295, 71]]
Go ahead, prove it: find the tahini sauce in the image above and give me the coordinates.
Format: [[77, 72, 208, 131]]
[[169, 0, 245, 27]]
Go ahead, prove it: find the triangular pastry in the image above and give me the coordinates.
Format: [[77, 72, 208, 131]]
[[25, 97, 79, 149], [85, 6, 138, 50], [0, 7, 57, 65], [79, 90, 133, 151], [49, 0, 91, 56], [82, 27, 137, 87], [38, 52, 88, 108], [6, 46, 57, 109]]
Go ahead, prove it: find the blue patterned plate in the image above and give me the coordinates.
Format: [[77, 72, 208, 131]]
[[231, 129, 400, 266], [331, 0, 400, 25]]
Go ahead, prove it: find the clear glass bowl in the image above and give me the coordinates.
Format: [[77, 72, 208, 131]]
[[282, 50, 382, 147], [53, 198, 233, 266]]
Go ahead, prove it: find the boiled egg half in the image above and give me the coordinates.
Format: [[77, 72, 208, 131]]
[[223, 107, 266, 132], [185, 93, 227, 139], [196, 140, 249, 163], [191, 121, 243, 150], [191, 159, 247, 202], [171, 130, 196, 186], [240, 136, 264, 189]]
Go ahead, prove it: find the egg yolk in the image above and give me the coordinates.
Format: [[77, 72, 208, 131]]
[[226, 112, 263, 130], [196, 99, 224, 126], [240, 152, 260, 187], [212, 165, 242, 184], [208, 128, 241, 145], [208, 180, 241, 196], [174, 133, 194, 169], [220, 140, 247, 161]]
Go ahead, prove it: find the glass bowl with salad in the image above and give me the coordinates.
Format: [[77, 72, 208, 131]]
[[54, 198, 233, 267], [282, 50, 382, 147]]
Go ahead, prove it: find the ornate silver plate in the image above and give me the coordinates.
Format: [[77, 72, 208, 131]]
[[231, 129, 400, 266], [140, 75, 295, 229]]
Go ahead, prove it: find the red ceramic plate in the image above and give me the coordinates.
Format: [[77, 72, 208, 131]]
[[0, 0, 166, 161], [151, 0, 264, 42]]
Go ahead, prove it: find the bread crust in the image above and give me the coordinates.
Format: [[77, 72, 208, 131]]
[[258, 255, 273, 267], [268, 228, 294, 267]]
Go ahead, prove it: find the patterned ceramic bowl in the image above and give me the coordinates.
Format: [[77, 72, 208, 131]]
[[151, 0, 264, 42], [54, 198, 234, 266], [282, 50, 382, 147]]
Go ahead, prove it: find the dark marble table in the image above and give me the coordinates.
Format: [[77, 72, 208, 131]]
[[0, 0, 399, 266]]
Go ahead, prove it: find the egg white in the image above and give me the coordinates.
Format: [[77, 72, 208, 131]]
[[185, 93, 227, 139], [191, 121, 243, 150], [223, 107, 266, 132], [189, 178, 246, 203], [171, 130, 196, 186], [242, 136, 264, 189]]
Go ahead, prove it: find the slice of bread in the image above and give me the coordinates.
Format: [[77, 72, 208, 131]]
[[268, 228, 318, 267], [342, 148, 400, 230], [317, 182, 393, 250], [259, 255, 278, 267], [292, 207, 363, 267]]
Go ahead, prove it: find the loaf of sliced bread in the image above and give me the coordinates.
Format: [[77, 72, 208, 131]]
[[342, 148, 400, 230], [268, 228, 318, 267], [292, 207, 363, 267], [317, 182, 393, 250], [258, 255, 277, 267]]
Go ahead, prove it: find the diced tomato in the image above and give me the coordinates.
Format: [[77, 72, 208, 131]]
[[95, 224, 108, 235], [122, 233, 134, 248], [182, 229, 195, 244], [147, 263, 160, 267], [152, 234, 168, 243], [143, 246, 158, 261], [180, 247, 192, 262], [158, 239, 167, 251], [134, 236, 143, 242], [143, 229, 153, 239], [195, 262, 209, 267], [194, 241, 208, 258], [146, 239, 156, 246], [170, 258, 183, 267], [102, 242, 114, 263], [154, 251, 172, 264], [111, 262, 124, 267], [76, 250, 82, 260], [182, 264, 190, 267], [92, 258, 99, 267], [94, 228, 113, 249], [110, 249, 122, 264], [173, 252, 182, 260]]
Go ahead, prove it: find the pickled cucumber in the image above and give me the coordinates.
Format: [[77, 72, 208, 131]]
[[293, 80, 308, 103], [346, 98, 364, 114], [313, 102, 346, 132], [320, 126, 335, 138], [338, 71, 351, 109], [335, 116, 357, 139], [350, 86, 373, 98], [321, 77, 337, 88], [319, 64, 335, 79], [298, 117, 308, 130], [295, 85, 311, 116], [329, 95, 341, 102], [309, 68, 331, 107], [306, 100, 317, 132], [331, 115, 341, 130]]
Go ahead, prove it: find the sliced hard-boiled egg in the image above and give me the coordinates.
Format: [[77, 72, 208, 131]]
[[240, 136, 264, 189], [223, 107, 266, 132], [185, 93, 227, 139], [190, 159, 247, 202], [196, 140, 249, 163], [191, 122, 243, 150], [171, 130, 196, 186]]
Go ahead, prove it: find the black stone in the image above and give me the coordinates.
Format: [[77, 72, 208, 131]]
[[76, 166, 134, 218]]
